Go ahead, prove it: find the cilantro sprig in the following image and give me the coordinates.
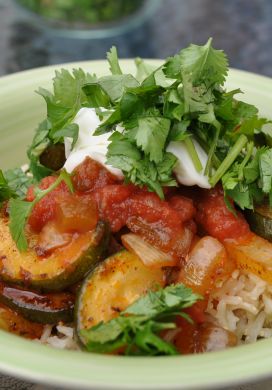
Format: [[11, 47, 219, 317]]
[[8, 169, 73, 251], [0, 168, 33, 206], [81, 283, 201, 356]]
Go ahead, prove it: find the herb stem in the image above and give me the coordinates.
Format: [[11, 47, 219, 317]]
[[204, 123, 221, 176], [238, 141, 254, 181], [194, 136, 221, 169], [209, 134, 248, 187], [184, 137, 203, 172], [34, 170, 73, 206]]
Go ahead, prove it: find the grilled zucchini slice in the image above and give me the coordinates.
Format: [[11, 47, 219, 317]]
[[76, 250, 165, 347], [0, 219, 109, 292], [0, 282, 74, 324]]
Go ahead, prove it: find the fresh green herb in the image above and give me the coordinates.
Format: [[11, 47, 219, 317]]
[[8, 169, 73, 251], [222, 146, 272, 210], [0, 167, 33, 207], [24, 40, 272, 208], [81, 283, 201, 356], [209, 134, 248, 187], [107, 46, 123, 75], [0, 170, 17, 205], [183, 137, 203, 172], [4, 168, 33, 198], [27, 69, 96, 180]]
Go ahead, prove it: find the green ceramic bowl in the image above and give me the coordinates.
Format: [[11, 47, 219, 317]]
[[1, 60, 272, 390]]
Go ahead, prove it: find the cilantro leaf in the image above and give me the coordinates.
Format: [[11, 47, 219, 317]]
[[135, 116, 171, 163], [51, 123, 79, 149], [81, 283, 201, 356], [259, 148, 272, 194], [163, 54, 183, 79], [27, 120, 52, 181], [0, 167, 33, 207], [98, 74, 139, 102], [82, 83, 111, 108], [222, 145, 272, 210], [9, 199, 33, 251], [125, 283, 200, 317], [8, 169, 73, 251], [0, 170, 17, 204], [235, 116, 268, 139], [107, 132, 177, 198], [4, 168, 33, 199], [107, 46, 122, 75], [168, 121, 190, 142], [135, 58, 157, 82], [35, 68, 96, 154], [179, 37, 228, 87], [53, 68, 96, 107]]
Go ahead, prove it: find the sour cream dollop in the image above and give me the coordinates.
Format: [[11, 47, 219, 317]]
[[167, 139, 211, 189], [64, 108, 124, 178], [64, 107, 211, 188]]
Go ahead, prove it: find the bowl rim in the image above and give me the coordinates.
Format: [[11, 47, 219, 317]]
[[1, 61, 272, 390]]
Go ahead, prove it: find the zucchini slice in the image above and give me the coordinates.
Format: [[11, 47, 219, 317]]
[[0, 219, 109, 292], [0, 303, 44, 339], [76, 250, 165, 347], [0, 282, 74, 324], [245, 204, 272, 242]]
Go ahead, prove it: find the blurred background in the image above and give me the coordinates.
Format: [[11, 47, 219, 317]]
[[1, 0, 272, 76]]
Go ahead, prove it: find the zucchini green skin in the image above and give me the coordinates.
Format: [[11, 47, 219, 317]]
[[75, 250, 165, 349], [0, 283, 74, 324], [245, 205, 272, 242], [0, 220, 110, 292]]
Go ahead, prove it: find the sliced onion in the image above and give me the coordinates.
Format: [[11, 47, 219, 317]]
[[121, 233, 176, 268], [36, 222, 73, 254]]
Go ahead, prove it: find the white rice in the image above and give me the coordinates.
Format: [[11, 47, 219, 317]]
[[36, 323, 78, 350], [207, 270, 272, 344]]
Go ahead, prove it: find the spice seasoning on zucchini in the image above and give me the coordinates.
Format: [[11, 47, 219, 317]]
[[0, 219, 110, 292], [0, 283, 74, 324]]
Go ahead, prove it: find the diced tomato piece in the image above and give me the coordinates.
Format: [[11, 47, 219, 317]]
[[27, 177, 70, 232], [126, 192, 183, 257], [127, 192, 195, 260], [72, 157, 118, 193], [93, 184, 135, 232], [55, 193, 98, 233], [128, 192, 182, 228], [196, 186, 250, 241], [168, 195, 196, 222], [93, 187, 194, 260]]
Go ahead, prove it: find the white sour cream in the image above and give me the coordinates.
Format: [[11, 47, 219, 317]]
[[64, 107, 211, 188], [167, 139, 211, 189], [64, 108, 124, 178]]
